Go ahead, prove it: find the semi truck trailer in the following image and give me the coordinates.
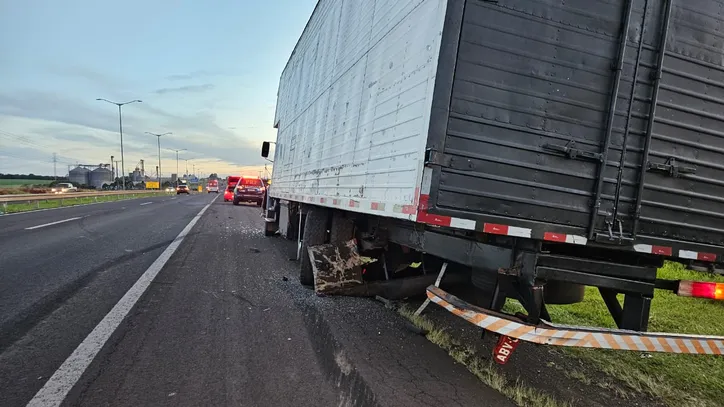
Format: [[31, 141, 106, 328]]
[[262, 0, 724, 355]]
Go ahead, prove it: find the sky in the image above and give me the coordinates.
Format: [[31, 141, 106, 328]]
[[0, 0, 317, 178]]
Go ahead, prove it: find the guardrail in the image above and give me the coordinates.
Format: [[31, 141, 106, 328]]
[[0, 190, 171, 214], [0, 190, 166, 203]]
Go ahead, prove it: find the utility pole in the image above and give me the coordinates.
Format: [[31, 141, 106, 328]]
[[96, 98, 142, 190], [111, 155, 114, 180], [52, 153, 57, 181], [114, 160, 121, 186]]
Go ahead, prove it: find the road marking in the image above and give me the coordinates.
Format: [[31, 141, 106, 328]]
[[140, 202, 153, 206], [25, 217, 82, 230], [26, 194, 218, 407]]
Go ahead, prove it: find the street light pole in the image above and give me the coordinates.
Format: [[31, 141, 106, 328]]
[[145, 132, 171, 189], [96, 98, 142, 190], [167, 148, 187, 183]]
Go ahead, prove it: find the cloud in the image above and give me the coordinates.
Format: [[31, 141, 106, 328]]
[[0, 88, 272, 176], [165, 71, 213, 81], [154, 84, 215, 95]]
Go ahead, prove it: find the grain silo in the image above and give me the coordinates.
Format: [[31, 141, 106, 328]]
[[90, 167, 113, 189], [69, 166, 90, 186]]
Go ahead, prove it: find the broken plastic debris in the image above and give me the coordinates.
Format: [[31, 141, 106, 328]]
[[358, 256, 378, 265], [409, 262, 422, 268]]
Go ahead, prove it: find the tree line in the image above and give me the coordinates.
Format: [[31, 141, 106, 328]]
[[0, 173, 61, 180]]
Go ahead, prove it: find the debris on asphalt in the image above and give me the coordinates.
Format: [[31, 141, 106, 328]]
[[308, 239, 468, 299], [309, 239, 364, 295]]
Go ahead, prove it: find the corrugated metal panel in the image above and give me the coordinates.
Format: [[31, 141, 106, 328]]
[[427, 0, 724, 249], [433, 0, 639, 235], [638, 0, 724, 246], [271, 0, 448, 219]]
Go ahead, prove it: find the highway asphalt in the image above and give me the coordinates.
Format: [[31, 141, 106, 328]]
[[0, 193, 513, 407]]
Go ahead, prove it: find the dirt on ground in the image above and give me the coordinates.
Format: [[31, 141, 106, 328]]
[[403, 299, 665, 407]]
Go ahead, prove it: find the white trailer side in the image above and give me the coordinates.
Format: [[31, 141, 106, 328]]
[[271, 0, 447, 221]]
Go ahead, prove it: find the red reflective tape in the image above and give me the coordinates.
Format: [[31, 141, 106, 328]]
[[484, 223, 510, 236], [543, 232, 566, 242], [320, 197, 326, 204], [415, 194, 452, 226], [333, 199, 340, 205], [401, 205, 416, 214], [417, 211, 452, 227], [371, 202, 381, 210], [418, 194, 431, 210], [698, 252, 717, 262], [652, 246, 673, 256]]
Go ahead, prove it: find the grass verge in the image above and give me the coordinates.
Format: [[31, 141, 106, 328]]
[[1, 192, 171, 214], [0, 179, 49, 187], [399, 305, 570, 407], [505, 262, 724, 407]]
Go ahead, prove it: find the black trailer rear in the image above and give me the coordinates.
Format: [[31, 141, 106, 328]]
[[426, 0, 724, 257]]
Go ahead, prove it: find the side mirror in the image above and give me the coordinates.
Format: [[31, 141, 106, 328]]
[[261, 141, 270, 158]]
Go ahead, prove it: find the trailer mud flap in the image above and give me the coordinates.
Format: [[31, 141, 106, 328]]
[[426, 286, 724, 355]]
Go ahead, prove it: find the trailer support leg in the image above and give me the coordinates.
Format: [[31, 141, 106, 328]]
[[297, 212, 303, 261], [622, 294, 651, 331], [599, 288, 624, 328], [414, 262, 448, 316]]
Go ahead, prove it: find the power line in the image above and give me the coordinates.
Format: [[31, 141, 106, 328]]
[[0, 129, 79, 164]]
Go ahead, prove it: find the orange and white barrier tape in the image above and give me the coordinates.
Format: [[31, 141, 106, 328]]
[[426, 286, 724, 355]]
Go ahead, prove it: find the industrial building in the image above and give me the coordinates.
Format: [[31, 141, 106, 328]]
[[68, 164, 113, 189]]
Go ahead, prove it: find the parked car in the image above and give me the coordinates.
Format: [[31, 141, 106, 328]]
[[232, 176, 265, 206], [51, 183, 78, 194], [176, 184, 190, 195]]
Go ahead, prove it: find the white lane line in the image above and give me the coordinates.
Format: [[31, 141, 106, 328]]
[[140, 202, 153, 206], [25, 217, 82, 230], [27, 194, 218, 407]]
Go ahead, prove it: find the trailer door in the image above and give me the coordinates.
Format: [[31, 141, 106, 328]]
[[635, 0, 724, 247], [425, 0, 687, 243]]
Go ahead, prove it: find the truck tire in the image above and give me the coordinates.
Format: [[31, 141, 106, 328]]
[[329, 210, 354, 244], [300, 207, 329, 286]]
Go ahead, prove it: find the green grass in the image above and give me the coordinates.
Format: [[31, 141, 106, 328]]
[[505, 262, 724, 407], [1, 192, 170, 214], [0, 179, 50, 187], [399, 305, 570, 407]]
